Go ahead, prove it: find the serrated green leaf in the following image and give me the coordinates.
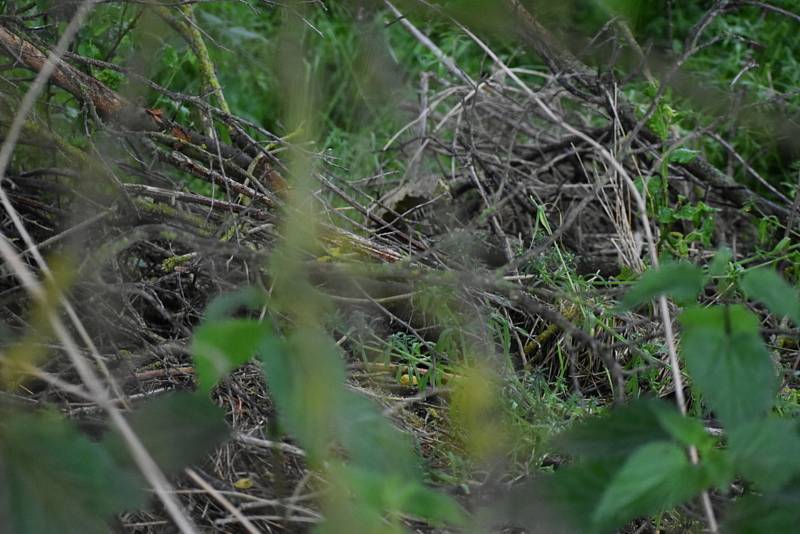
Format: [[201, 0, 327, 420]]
[[652, 405, 715, 452], [106, 393, 228, 474], [257, 328, 344, 457], [740, 268, 800, 326], [679, 305, 778, 428], [592, 441, 706, 530], [192, 319, 266, 393], [729, 417, 800, 492], [622, 262, 704, 309], [0, 410, 144, 534], [723, 483, 800, 534], [556, 399, 672, 460]]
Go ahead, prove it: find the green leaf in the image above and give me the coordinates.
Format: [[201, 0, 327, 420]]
[[257, 328, 345, 457], [724, 483, 800, 534], [740, 268, 800, 326], [592, 441, 707, 530], [0, 410, 144, 534], [337, 392, 419, 477], [679, 305, 778, 428], [106, 393, 228, 474], [493, 463, 619, 533], [652, 405, 715, 453], [192, 319, 266, 393], [556, 399, 680, 460], [728, 417, 800, 492], [341, 466, 465, 527], [202, 287, 266, 322], [621, 262, 704, 309], [668, 147, 700, 164]]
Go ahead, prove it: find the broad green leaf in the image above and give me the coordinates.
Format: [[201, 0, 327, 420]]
[[592, 441, 707, 530], [0, 411, 144, 534], [556, 399, 672, 460], [702, 448, 736, 490], [202, 287, 267, 322], [337, 392, 419, 477], [728, 417, 800, 492], [740, 268, 800, 326], [257, 327, 345, 457], [192, 319, 266, 393], [679, 305, 778, 428], [668, 147, 700, 164], [622, 262, 704, 309], [106, 393, 228, 474], [653, 405, 715, 453], [724, 483, 800, 534], [341, 466, 465, 527], [485, 465, 617, 533]]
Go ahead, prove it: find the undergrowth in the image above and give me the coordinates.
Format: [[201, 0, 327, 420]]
[[1, 0, 799, 533]]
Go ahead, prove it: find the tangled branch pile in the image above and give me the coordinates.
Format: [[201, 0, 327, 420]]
[[1, 1, 798, 532]]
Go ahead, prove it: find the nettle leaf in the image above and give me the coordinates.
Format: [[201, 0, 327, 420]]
[[107, 393, 228, 474], [557, 399, 689, 460], [338, 392, 419, 477], [679, 305, 778, 428], [724, 483, 800, 534], [192, 319, 266, 393], [592, 441, 707, 530], [740, 268, 800, 326], [652, 404, 715, 453], [622, 262, 704, 309], [0, 410, 144, 534], [525, 461, 621, 533], [728, 417, 800, 492], [258, 328, 345, 457]]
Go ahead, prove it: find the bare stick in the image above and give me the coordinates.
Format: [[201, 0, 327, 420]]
[[185, 468, 260, 534]]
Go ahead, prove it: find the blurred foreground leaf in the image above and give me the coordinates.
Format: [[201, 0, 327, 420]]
[[621, 261, 704, 309], [192, 319, 266, 393], [728, 417, 800, 492], [0, 411, 143, 534], [740, 268, 800, 326], [106, 392, 228, 474], [591, 441, 707, 529], [679, 305, 778, 428]]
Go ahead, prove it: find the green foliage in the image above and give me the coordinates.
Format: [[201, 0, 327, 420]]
[[192, 319, 266, 393], [621, 261, 704, 308], [728, 418, 800, 493], [533, 399, 728, 532], [105, 393, 228, 475], [0, 411, 144, 534], [194, 291, 465, 529], [741, 268, 800, 325], [529, 264, 799, 532], [679, 305, 778, 428], [591, 441, 708, 529]]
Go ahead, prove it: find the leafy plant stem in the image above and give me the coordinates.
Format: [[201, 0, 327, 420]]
[[458, 19, 721, 531]]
